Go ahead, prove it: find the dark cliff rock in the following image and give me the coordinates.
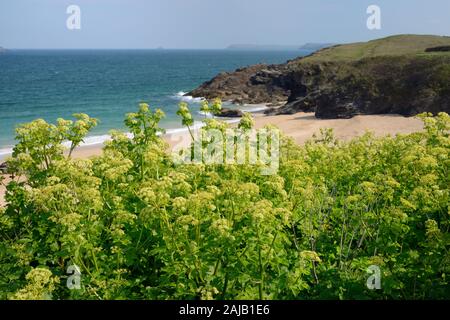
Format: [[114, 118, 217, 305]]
[[310, 56, 450, 118], [187, 64, 291, 105], [425, 46, 450, 52], [188, 35, 450, 119], [215, 108, 244, 118], [0, 162, 8, 174]]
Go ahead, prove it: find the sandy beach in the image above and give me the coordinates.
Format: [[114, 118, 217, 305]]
[[0, 112, 424, 207]]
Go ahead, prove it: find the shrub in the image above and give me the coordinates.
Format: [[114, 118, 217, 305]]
[[0, 102, 448, 300]]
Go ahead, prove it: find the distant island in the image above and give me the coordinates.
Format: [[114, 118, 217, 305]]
[[190, 35, 450, 119], [0, 47, 6, 53]]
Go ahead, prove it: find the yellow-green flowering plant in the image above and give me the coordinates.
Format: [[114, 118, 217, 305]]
[[0, 103, 448, 300]]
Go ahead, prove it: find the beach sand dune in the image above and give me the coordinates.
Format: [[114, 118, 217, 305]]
[[0, 113, 424, 207]]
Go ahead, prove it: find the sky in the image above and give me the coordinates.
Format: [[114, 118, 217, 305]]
[[0, 0, 450, 49]]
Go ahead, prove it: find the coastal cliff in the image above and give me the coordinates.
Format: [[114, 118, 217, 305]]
[[188, 35, 450, 118]]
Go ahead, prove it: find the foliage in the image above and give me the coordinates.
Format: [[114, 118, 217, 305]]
[[0, 101, 448, 300]]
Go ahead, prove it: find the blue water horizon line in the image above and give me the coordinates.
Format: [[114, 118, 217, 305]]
[[3, 48, 306, 51]]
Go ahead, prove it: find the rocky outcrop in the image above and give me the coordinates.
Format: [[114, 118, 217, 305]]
[[304, 56, 450, 118], [0, 162, 8, 174], [188, 35, 450, 119], [187, 64, 291, 105], [425, 46, 450, 52], [215, 108, 244, 118]]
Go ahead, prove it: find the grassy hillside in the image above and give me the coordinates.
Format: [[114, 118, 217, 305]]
[[301, 35, 450, 62]]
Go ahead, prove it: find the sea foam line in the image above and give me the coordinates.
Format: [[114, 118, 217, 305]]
[[0, 119, 242, 161], [172, 91, 269, 112], [173, 91, 204, 103], [0, 93, 267, 161], [240, 104, 269, 113]]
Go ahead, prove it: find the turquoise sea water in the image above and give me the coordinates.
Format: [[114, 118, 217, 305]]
[[0, 49, 307, 157]]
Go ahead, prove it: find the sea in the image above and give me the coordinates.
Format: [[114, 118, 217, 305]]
[[0, 49, 309, 159]]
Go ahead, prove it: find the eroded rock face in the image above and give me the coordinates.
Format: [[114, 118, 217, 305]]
[[187, 64, 292, 105], [188, 54, 450, 119], [310, 56, 450, 118]]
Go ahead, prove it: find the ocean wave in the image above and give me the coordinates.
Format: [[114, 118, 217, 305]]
[[0, 147, 13, 160], [240, 104, 269, 113], [0, 118, 243, 161], [165, 119, 240, 135], [0, 135, 116, 161], [67, 134, 113, 148], [171, 92, 267, 115], [197, 110, 214, 117], [173, 91, 204, 103]]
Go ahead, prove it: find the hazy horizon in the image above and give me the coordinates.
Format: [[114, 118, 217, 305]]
[[1, 0, 450, 49], [2, 34, 449, 51]]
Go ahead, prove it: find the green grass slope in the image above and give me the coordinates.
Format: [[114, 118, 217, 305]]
[[302, 34, 450, 62]]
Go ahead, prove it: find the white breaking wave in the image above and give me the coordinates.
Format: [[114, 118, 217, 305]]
[[0, 119, 243, 161], [0, 134, 118, 161], [172, 92, 268, 114], [240, 104, 269, 113], [0, 148, 13, 160], [173, 91, 204, 103], [63, 134, 114, 148], [197, 110, 214, 117], [0, 90, 263, 161], [165, 119, 240, 135]]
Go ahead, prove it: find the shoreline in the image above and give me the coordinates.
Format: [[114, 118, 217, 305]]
[[0, 112, 424, 207], [0, 103, 269, 162]]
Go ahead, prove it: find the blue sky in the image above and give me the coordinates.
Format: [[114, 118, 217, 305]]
[[1, 0, 449, 49]]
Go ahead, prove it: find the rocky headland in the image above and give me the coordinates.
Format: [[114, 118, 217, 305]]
[[188, 35, 450, 119]]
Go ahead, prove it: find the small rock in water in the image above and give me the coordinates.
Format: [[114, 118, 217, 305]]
[[215, 108, 243, 118], [0, 162, 8, 174]]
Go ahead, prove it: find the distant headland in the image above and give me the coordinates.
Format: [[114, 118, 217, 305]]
[[298, 43, 335, 50], [226, 43, 333, 51]]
